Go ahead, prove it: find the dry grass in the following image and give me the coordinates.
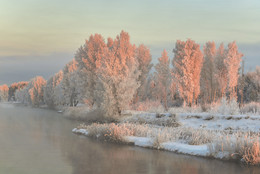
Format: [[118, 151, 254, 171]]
[[241, 102, 260, 115], [241, 138, 260, 165], [64, 107, 117, 123], [131, 100, 165, 113], [79, 123, 214, 146], [121, 113, 180, 127], [208, 132, 260, 165], [77, 122, 260, 165]]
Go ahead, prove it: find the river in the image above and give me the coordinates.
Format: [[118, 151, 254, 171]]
[[0, 103, 259, 174]]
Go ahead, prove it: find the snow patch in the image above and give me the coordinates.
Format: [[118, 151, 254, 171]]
[[124, 136, 154, 147], [72, 128, 89, 135], [161, 142, 210, 156]]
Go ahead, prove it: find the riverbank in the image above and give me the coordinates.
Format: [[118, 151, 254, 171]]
[[72, 111, 260, 166]]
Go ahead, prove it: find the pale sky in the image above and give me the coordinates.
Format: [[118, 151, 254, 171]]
[[0, 0, 260, 85]]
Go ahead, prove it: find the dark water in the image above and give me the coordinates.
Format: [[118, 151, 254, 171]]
[[0, 104, 259, 174]]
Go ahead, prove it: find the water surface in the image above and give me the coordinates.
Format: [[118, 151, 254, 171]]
[[0, 103, 259, 174]]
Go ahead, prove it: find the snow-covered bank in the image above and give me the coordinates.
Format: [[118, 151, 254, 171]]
[[72, 127, 211, 157], [72, 120, 260, 165]]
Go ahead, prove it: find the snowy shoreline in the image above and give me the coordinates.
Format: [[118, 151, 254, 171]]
[[71, 110, 260, 166], [72, 127, 210, 156], [72, 127, 233, 161]]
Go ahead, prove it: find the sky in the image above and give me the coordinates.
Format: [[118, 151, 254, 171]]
[[0, 0, 260, 85]]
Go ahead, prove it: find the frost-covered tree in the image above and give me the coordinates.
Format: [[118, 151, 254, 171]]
[[96, 31, 140, 117], [134, 44, 152, 102], [15, 87, 29, 104], [75, 34, 106, 107], [154, 49, 171, 110], [8, 81, 28, 101], [28, 76, 46, 106], [200, 41, 217, 103], [0, 84, 9, 102], [172, 39, 203, 106], [225, 41, 243, 99], [44, 70, 63, 108], [15, 76, 46, 106], [242, 66, 260, 103], [215, 43, 228, 99], [60, 59, 79, 107]]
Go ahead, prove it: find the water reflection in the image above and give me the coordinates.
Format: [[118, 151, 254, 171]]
[[0, 104, 259, 174]]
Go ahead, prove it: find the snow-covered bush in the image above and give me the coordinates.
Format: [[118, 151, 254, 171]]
[[132, 100, 165, 113], [122, 113, 180, 127], [209, 97, 240, 115], [241, 102, 260, 115]]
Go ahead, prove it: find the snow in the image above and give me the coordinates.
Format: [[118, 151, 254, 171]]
[[178, 113, 260, 132], [124, 136, 154, 148], [72, 128, 88, 135], [124, 136, 210, 157], [161, 142, 210, 156], [72, 111, 260, 162]]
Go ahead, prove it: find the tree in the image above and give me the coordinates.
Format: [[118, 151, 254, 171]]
[[215, 43, 228, 99], [0, 84, 9, 102], [44, 70, 63, 108], [96, 31, 141, 117], [134, 44, 152, 102], [8, 81, 28, 101], [75, 34, 106, 107], [200, 41, 217, 103], [225, 41, 243, 100], [172, 39, 203, 106], [242, 66, 260, 103], [28, 76, 46, 106], [154, 49, 171, 110], [15, 76, 46, 106], [60, 59, 79, 107]]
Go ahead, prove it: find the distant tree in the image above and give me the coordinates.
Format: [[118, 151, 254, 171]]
[[0, 84, 9, 102], [225, 41, 243, 100], [60, 59, 79, 107], [44, 70, 63, 108], [242, 66, 260, 103], [28, 76, 46, 107], [215, 43, 228, 99], [134, 44, 152, 102], [200, 41, 217, 103], [15, 76, 46, 106], [8, 81, 28, 101], [172, 39, 203, 106], [154, 49, 171, 110]]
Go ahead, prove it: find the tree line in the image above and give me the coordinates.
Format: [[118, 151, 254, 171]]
[[0, 31, 259, 117]]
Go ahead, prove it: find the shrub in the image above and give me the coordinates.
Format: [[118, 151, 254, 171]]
[[241, 102, 260, 115], [64, 107, 116, 123], [132, 100, 165, 113], [209, 97, 240, 115]]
